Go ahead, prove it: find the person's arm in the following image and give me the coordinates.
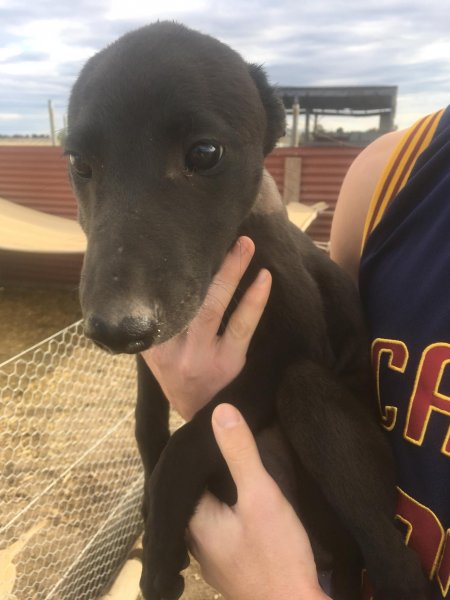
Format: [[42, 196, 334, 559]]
[[187, 403, 331, 600], [330, 129, 404, 279]]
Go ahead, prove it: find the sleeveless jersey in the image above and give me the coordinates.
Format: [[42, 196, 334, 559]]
[[359, 107, 450, 598]]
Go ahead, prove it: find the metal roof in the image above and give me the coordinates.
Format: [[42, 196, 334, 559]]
[[276, 85, 397, 116]]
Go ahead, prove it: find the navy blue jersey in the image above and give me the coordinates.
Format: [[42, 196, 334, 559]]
[[360, 107, 450, 598]]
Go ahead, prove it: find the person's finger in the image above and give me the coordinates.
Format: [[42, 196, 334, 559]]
[[219, 268, 271, 356], [211, 404, 269, 498], [190, 237, 255, 340]]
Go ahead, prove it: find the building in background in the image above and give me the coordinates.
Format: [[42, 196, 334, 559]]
[[277, 85, 397, 146]]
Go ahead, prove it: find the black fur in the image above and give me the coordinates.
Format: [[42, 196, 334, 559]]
[[67, 22, 427, 600]]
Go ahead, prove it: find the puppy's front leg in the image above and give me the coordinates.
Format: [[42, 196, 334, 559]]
[[140, 407, 219, 600], [140, 373, 276, 600], [135, 355, 170, 522], [277, 358, 427, 600]]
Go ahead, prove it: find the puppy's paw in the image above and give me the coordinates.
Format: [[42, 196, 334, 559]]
[[372, 549, 429, 600], [140, 533, 189, 600], [140, 570, 184, 600]]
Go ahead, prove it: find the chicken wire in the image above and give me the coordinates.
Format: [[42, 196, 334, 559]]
[[0, 320, 145, 600]]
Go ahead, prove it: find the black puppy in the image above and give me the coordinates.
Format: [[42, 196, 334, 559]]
[[66, 22, 427, 600]]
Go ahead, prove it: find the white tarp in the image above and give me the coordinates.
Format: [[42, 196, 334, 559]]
[[0, 196, 326, 254], [0, 197, 86, 253]]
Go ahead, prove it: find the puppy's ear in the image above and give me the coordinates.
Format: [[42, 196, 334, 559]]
[[248, 64, 286, 154]]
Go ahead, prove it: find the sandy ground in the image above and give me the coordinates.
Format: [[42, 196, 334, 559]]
[[0, 286, 81, 363], [0, 285, 221, 600]]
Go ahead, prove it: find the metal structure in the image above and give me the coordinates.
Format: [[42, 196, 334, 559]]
[[0, 322, 144, 600], [277, 85, 398, 142]]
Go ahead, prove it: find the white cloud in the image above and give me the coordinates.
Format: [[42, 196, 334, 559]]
[[396, 91, 449, 129], [0, 61, 58, 77], [4, 18, 97, 74], [105, 0, 209, 20], [407, 39, 450, 64], [0, 113, 21, 120], [0, 44, 22, 61]]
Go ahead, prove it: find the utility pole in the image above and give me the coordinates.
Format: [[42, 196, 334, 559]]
[[291, 98, 300, 146], [48, 100, 56, 146]]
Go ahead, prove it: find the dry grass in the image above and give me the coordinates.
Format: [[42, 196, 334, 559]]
[[0, 138, 54, 146]]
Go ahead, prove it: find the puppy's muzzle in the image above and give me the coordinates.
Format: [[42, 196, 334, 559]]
[[84, 314, 158, 354]]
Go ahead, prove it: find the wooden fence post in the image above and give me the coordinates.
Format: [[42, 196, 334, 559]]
[[283, 156, 302, 205]]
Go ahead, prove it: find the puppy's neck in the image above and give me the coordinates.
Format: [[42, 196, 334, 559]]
[[252, 169, 286, 215]]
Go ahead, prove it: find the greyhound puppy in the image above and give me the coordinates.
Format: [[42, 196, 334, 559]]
[[66, 22, 427, 600]]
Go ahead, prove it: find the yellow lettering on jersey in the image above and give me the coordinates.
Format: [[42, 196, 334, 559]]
[[437, 530, 450, 597], [372, 339, 407, 430], [404, 343, 450, 456]]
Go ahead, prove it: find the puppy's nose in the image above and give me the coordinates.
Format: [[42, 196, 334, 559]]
[[84, 314, 158, 354]]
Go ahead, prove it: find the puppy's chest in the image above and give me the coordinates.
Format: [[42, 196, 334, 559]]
[[246, 297, 334, 377]]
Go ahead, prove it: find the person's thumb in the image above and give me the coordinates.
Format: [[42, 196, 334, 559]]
[[211, 403, 268, 497]]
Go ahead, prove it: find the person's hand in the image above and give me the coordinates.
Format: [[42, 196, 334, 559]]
[[187, 404, 331, 600], [141, 237, 272, 421]]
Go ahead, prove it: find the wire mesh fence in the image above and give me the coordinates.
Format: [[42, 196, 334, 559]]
[[0, 320, 144, 600]]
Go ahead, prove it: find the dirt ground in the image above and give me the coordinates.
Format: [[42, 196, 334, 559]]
[[0, 285, 221, 600], [0, 286, 82, 363]]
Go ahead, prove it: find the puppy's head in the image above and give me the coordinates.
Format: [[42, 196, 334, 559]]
[[67, 21, 285, 353]]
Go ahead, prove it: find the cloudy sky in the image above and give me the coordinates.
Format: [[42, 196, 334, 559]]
[[0, 0, 448, 135]]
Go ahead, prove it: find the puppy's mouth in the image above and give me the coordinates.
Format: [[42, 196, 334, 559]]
[[92, 336, 155, 355]]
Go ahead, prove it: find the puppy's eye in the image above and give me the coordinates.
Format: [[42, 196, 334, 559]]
[[69, 153, 92, 179], [185, 142, 223, 172]]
